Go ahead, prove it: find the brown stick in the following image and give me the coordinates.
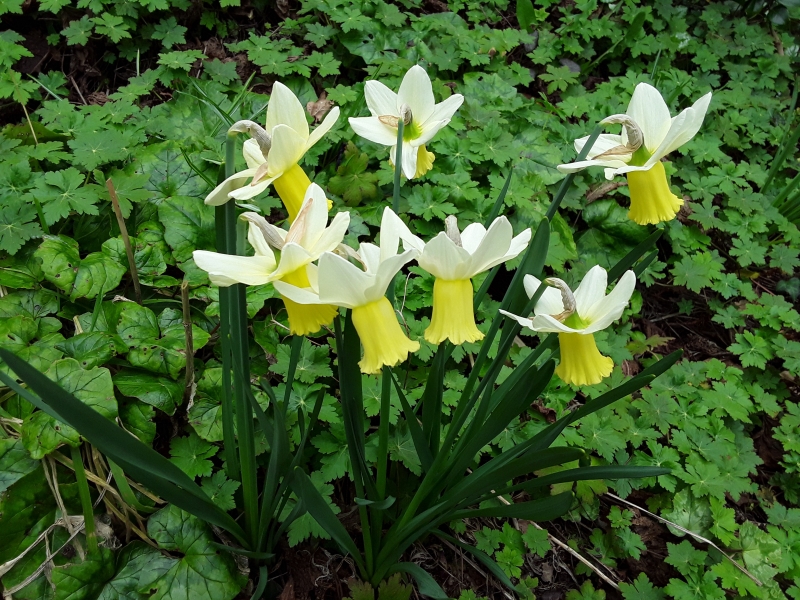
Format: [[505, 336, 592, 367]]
[[106, 179, 142, 304], [181, 279, 195, 402]]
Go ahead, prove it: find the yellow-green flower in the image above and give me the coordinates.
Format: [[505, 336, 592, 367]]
[[502, 266, 636, 387], [193, 184, 349, 335], [205, 82, 340, 221], [348, 65, 463, 180], [558, 83, 712, 225], [384, 210, 530, 345], [275, 209, 419, 374]]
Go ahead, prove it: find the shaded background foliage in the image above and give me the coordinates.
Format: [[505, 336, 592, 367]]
[[1, 0, 800, 598]]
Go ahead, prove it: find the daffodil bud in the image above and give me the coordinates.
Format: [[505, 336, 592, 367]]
[[543, 277, 576, 322], [444, 215, 462, 247], [399, 103, 413, 125], [228, 120, 272, 156], [592, 114, 644, 159]]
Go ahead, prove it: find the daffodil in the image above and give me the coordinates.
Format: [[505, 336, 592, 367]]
[[193, 184, 349, 335], [205, 82, 340, 221], [384, 211, 531, 345], [501, 266, 636, 387], [558, 83, 712, 225], [348, 65, 464, 180], [275, 209, 419, 374]]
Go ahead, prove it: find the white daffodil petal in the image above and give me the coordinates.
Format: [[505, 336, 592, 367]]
[[583, 270, 636, 331], [365, 80, 399, 117], [626, 82, 672, 152], [647, 92, 712, 162], [530, 314, 582, 334], [459, 222, 487, 254], [266, 124, 308, 177], [463, 217, 518, 277], [243, 139, 266, 169], [349, 116, 398, 146], [359, 242, 382, 275], [574, 265, 608, 317], [229, 176, 276, 201], [427, 93, 464, 125], [305, 106, 340, 151], [397, 65, 436, 125], [369, 248, 418, 302], [193, 251, 276, 286], [204, 168, 258, 206], [273, 280, 326, 305], [299, 183, 330, 248], [246, 220, 274, 258], [265, 82, 309, 141], [379, 208, 423, 260], [505, 230, 532, 262], [418, 232, 471, 280], [556, 158, 629, 174], [317, 252, 371, 308], [310, 211, 350, 258], [528, 280, 566, 317], [499, 309, 533, 330], [412, 119, 449, 147], [401, 142, 419, 180], [271, 243, 314, 281], [574, 133, 626, 157]]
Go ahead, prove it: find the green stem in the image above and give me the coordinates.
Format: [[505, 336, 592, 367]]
[[71, 444, 97, 554], [32, 196, 49, 235], [377, 366, 392, 497], [393, 120, 404, 214]]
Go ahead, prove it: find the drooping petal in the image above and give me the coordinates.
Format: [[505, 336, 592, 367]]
[[525, 275, 565, 317], [243, 138, 266, 169], [246, 219, 275, 258], [573, 265, 608, 318], [557, 158, 630, 174], [270, 243, 314, 281], [574, 134, 627, 159], [401, 142, 419, 180], [349, 116, 398, 146], [359, 242, 382, 275], [192, 251, 276, 286], [273, 280, 326, 305], [265, 81, 309, 141], [296, 183, 329, 248], [499, 309, 534, 330], [364, 80, 399, 117], [305, 106, 340, 151], [583, 270, 636, 333], [644, 92, 712, 163], [626, 82, 672, 153], [397, 65, 436, 125], [317, 252, 371, 308], [266, 124, 308, 178], [204, 168, 258, 206], [529, 314, 582, 334], [418, 232, 471, 280], [426, 94, 464, 125], [228, 175, 276, 201], [380, 208, 424, 259]]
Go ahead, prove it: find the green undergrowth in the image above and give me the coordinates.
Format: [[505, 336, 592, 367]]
[[1, 0, 799, 598]]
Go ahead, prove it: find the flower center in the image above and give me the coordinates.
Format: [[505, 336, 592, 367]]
[[563, 312, 590, 330]]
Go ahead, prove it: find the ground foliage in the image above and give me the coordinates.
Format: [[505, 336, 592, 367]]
[[1, 0, 800, 598]]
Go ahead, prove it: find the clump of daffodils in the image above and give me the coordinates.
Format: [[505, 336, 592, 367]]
[[194, 183, 349, 336], [349, 65, 464, 180], [558, 82, 711, 225], [206, 82, 340, 221], [276, 208, 420, 374], [502, 266, 636, 386], [384, 210, 530, 345]]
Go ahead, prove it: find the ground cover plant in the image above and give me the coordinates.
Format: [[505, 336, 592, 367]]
[[1, 0, 800, 598]]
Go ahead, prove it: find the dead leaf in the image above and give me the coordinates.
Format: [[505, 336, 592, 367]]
[[307, 92, 334, 123]]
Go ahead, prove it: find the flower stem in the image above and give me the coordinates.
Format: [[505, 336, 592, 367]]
[[70, 444, 98, 554]]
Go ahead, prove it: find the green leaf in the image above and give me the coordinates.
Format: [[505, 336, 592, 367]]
[[99, 541, 175, 600], [144, 505, 245, 600], [68, 130, 132, 171], [170, 432, 218, 478], [521, 526, 551, 558], [619, 573, 664, 600], [120, 400, 156, 446], [92, 13, 131, 43], [58, 331, 127, 369], [152, 16, 187, 49], [271, 338, 333, 384], [389, 563, 448, 600], [328, 142, 379, 205], [35, 235, 126, 301], [0, 437, 39, 493], [200, 471, 240, 512], [114, 371, 183, 415], [158, 198, 216, 262]]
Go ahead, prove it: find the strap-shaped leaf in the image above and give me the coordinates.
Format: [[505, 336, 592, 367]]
[[388, 562, 448, 600], [504, 465, 671, 496], [436, 531, 516, 590], [0, 348, 249, 546], [607, 229, 663, 281], [450, 491, 574, 522], [290, 468, 366, 574], [391, 371, 434, 471], [421, 345, 447, 457]]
